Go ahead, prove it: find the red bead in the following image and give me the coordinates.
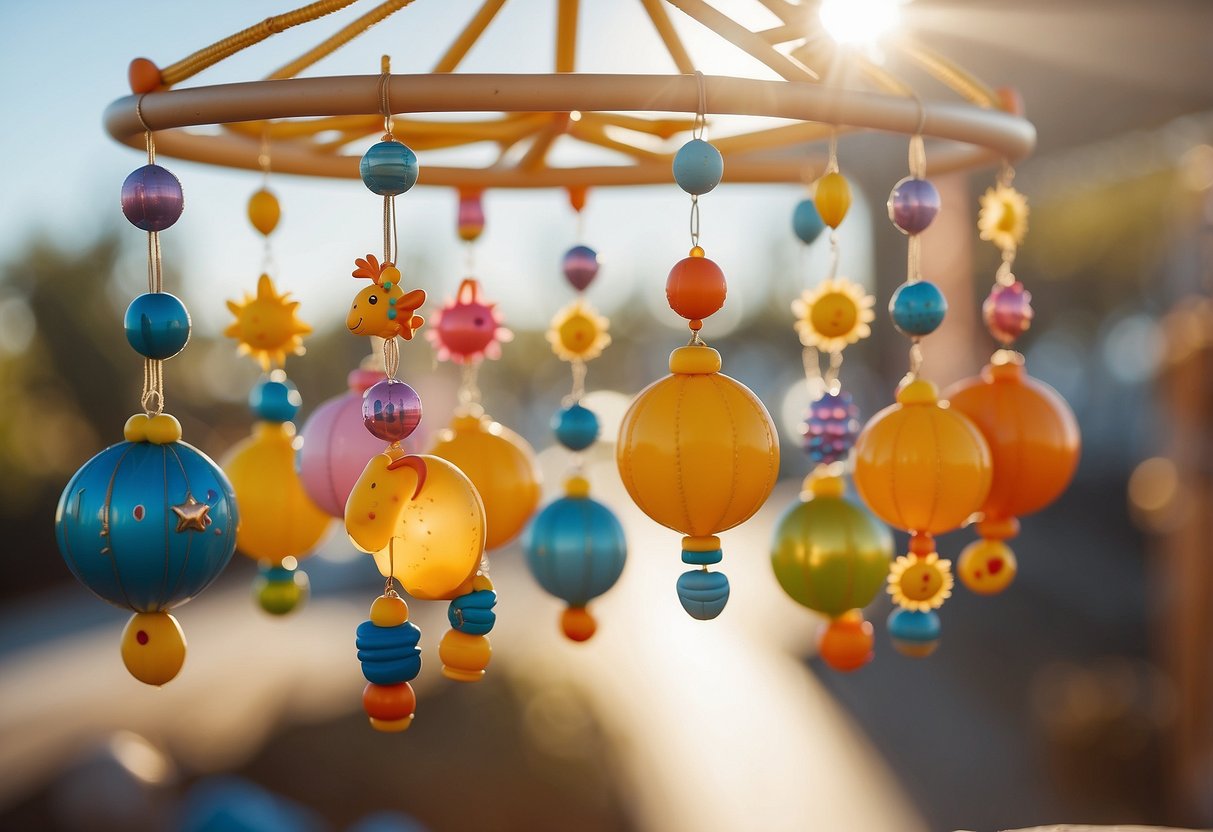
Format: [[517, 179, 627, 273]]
[[362, 682, 416, 721], [666, 256, 726, 321], [129, 58, 162, 94]]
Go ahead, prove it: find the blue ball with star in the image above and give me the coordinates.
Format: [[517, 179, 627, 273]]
[[55, 439, 238, 612]]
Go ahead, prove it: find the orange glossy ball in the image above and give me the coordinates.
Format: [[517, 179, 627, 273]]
[[666, 256, 727, 321], [946, 358, 1080, 523], [818, 614, 874, 672], [362, 681, 416, 721], [561, 606, 597, 642]]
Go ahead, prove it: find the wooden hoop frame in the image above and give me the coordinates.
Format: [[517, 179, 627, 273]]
[[105, 73, 1035, 187]]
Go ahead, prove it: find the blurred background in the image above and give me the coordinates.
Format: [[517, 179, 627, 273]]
[[2, 1, 1212, 830]]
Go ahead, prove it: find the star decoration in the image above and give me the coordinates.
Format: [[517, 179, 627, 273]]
[[171, 495, 212, 533]]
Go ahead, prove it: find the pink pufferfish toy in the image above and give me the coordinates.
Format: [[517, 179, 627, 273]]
[[426, 278, 512, 363]]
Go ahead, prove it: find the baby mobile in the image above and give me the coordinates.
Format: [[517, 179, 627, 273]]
[[945, 166, 1080, 595], [221, 140, 330, 615], [617, 74, 780, 620], [770, 138, 893, 672], [342, 61, 494, 733], [853, 134, 993, 657], [55, 117, 238, 686], [427, 188, 542, 560], [525, 188, 628, 642]]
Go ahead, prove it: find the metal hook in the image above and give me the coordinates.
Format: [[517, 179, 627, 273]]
[[693, 70, 707, 139]]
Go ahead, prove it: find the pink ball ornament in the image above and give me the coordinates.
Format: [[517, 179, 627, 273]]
[[298, 368, 418, 517], [362, 379, 422, 443], [983, 281, 1034, 345]]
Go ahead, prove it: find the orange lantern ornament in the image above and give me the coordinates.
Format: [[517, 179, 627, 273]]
[[947, 353, 1080, 594]]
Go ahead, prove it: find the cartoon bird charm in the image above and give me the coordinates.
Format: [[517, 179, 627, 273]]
[[347, 254, 426, 340]]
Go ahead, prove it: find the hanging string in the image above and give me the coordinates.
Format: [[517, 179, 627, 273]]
[[995, 161, 1019, 285], [689, 196, 700, 248], [561, 359, 587, 407], [382, 336, 400, 379], [692, 70, 706, 140], [378, 56, 399, 267], [458, 362, 483, 414], [258, 130, 278, 277], [139, 124, 167, 416], [826, 130, 839, 174]]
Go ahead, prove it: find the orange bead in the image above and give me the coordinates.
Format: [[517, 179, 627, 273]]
[[666, 256, 726, 321], [362, 681, 416, 721], [946, 359, 1079, 523], [561, 606, 597, 642], [128, 58, 162, 94], [818, 613, 874, 672]]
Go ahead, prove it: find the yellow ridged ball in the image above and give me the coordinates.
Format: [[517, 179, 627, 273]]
[[853, 379, 992, 534], [430, 414, 541, 551], [121, 612, 186, 686], [617, 347, 779, 538], [222, 422, 331, 563], [370, 593, 410, 626], [248, 189, 281, 236], [439, 630, 492, 682]]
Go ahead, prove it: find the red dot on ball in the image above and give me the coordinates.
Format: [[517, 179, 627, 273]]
[[666, 256, 726, 321], [136, 630, 149, 645]]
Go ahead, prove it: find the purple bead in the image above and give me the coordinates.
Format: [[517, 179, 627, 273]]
[[887, 177, 940, 236], [801, 391, 861, 466], [983, 281, 1034, 345], [362, 379, 422, 443], [562, 245, 599, 292], [121, 165, 184, 231]]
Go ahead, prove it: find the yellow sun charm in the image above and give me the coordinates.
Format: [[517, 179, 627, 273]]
[[978, 184, 1029, 252], [547, 299, 611, 362], [791, 277, 874, 353], [887, 552, 954, 612], [224, 274, 311, 370]]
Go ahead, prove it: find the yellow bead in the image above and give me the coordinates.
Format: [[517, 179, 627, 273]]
[[958, 539, 1017, 595], [369, 715, 414, 733], [439, 630, 491, 682], [370, 594, 409, 626], [682, 535, 721, 552], [247, 189, 280, 236], [896, 378, 939, 406], [121, 612, 186, 686], [124, 413, 150, 442], [471, 574, 495, 592], [814, 172, 852, 229], [564, 475, 591, 498], [145, 413, 182, 444], [689, 246, 705, 258], [668, 345, 722, 375], [807, 473, 846, 499]]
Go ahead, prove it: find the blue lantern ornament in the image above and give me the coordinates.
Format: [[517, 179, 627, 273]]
[[360, 140, 419, 196], [551, 403, 600, 451], [672, 139, 724, 196], [55, 417, 238, 685], [889, 280, 948, 337], [524, 488, 627, 641], [792, 198, 826, 245]]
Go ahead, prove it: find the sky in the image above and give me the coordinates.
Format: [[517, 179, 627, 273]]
[[0, 0, 875, 345]]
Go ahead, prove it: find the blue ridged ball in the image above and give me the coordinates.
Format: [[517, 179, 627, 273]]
[[524, 496, 627, 607], [676, 569, 729, 620], [889, 280, 948, 337], [551, 404, 600, 451], [359, 141, 419, 196], [356, 619, 422, 685], [124, 292, 191, 360], [792, 198, 826, 245], [448, 589, 497, 635], [249, 379, 301, 423], [888, 608, 942, 658], [55, 440, 238, 611], [672, 139, 724, 196]]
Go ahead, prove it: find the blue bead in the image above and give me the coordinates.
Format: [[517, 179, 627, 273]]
[[448, 589, 497, 635], [356, 619, 422, 684], [359, 141, 419, 196], [889, 280, 947, 336], [551, 404, 600, 451], [124, 292, 191, 359], [55, 441, 238, 612], [676, 569, 729, 620], [681, 548, 723, 565], [249, 379, 301, 423], [887, 608, 941, 642], [792, 198, 825, 245], [672, 139, 724, 196], [523, 496, 627, 606]]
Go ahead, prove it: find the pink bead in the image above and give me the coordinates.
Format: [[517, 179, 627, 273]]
[[362, 379, 422, 443], [983, 281, 1034, 345], [298, 369, 417, 517]]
